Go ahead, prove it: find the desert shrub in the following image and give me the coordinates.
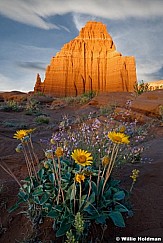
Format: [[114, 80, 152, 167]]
[[35, 115, 50, 124], [63, 96, 78, 105], [63, 91, 97, 105], [100, 104, 117, 115], [81, 90, 97, 99], [134, 80, 150, 96], [33, 91, 45, 97], [25, 98, 40, 115], [2, 121, 27, 129], [0, 100, 23, 112]]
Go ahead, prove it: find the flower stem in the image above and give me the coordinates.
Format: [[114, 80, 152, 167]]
[[102, 144, 119, 194], [79, 182, 82, 209]]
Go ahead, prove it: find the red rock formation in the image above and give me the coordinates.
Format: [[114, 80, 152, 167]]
[[34, 21, 137, 97], [34, 73, 42, 92]]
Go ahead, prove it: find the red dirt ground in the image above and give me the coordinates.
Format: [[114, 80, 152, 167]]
[[0, 98, 163, 243]]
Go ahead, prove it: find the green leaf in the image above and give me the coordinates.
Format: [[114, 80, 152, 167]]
[[109, 211, 125, 227], [56, 220, 72, 237], [109, 179, 121, 187], [62, 182, 69, 190], [23, 176, 31, 182], [8, 203, 19, 213], [66, 183, 76, 201], [49, 173, 55, 183], [47, 209, 60, 219], [32, 187, 44, 196], [115, 204, 129, 213], [95, 214, 108, 224], [55, 205, 63, 212], [44, 183, 53, 191], [62, 172, 71, 182], [18, 190, 28, 201], [40, 192, 50, 205], [91, 181, 97, 195], [104, 188, 111, 198], [26, 185, 31, 194], [38, 168, 45, 180], [42, 203, 52, 212], [83, 204, 95, 215], [33, 196, 40, 204], [89, 192, 95, 204], [84, 192, 95, 209], [81, 194, 87, 205], [105, 199, 112, 206], [98, 177, 104, 194], [113, 191, 125, 201], [23, 183, 31, 194], [17, 198, 25, 205]]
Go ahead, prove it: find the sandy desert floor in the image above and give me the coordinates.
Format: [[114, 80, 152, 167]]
[[0, 93, 163, 243]]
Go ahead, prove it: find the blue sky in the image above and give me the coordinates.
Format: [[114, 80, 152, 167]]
[[0, 0, 163, 92]]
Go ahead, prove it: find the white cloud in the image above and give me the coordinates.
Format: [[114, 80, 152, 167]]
[[72, 13, 97, 31], [0, 0, 163, 29], [0, 0, 59, 30]]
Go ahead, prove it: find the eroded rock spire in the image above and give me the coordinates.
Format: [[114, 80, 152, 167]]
[[34, 21, 137, 96]]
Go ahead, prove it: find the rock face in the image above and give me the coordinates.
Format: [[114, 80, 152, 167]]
[[34, 21, 137, 97], [34, 74, 42, 93], [131, 89, 163, 118]]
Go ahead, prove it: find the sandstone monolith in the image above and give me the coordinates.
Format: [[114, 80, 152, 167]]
[[34, 21, 137, 96]]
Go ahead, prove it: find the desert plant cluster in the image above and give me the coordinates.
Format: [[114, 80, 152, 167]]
[[8, 125, 137, 242], [0, 87, 162, 242]]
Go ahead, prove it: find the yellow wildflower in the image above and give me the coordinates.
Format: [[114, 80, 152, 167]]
[[44, 162, 49, 169], [13, 130, 28, 140], [71, 149, 93, 167], [26, 128, 36, 134], [119, 126, 126, 133], [102, 156, 110, 167], [55, 147, 64, 157], [13, 128, 35, 140], [75, 174, 85, 183], [45, 150, 53, 159], [50, 138, 55, 144], [108, 131, 130, 144], [130, 169, 140, 182]]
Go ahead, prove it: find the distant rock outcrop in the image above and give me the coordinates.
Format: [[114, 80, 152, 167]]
[[148, 80, 163, 90], [34, 21, 137, 97]]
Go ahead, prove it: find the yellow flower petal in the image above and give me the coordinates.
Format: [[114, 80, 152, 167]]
[[13, 128, 35, 140], [13, 130, 28, 140], [71, 149, 93, 167], [102, 156, 110, 167], [108, 131, 130, 144], [55, 147, 64, 157], [75, 174, 85, 183]]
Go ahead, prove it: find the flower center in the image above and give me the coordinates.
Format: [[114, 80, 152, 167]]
[[78, 155, 87, 163], [114, 136, 122, 142]]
